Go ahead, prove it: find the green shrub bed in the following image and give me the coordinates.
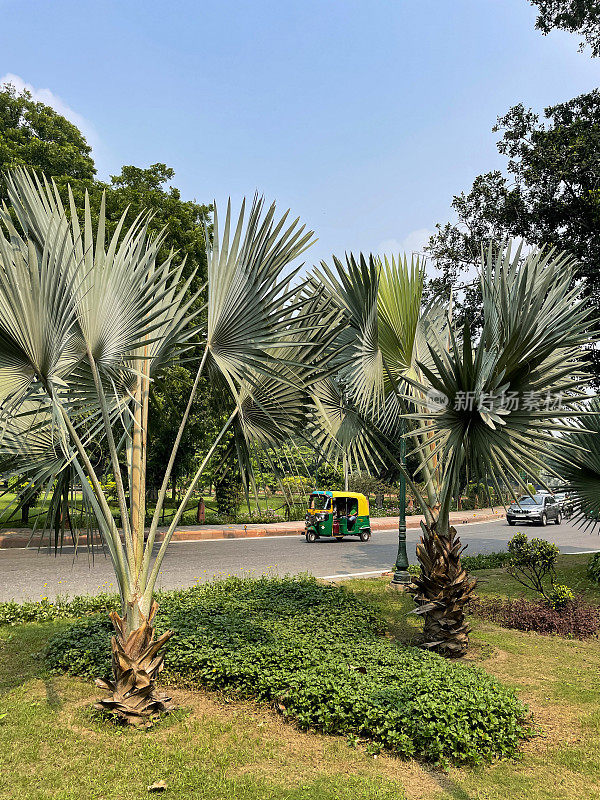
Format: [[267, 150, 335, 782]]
[[44, 576, 530, 765], [0, 592, 121, 626]]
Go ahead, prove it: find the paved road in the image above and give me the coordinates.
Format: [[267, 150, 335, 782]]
[[1, 518, 599, 602]]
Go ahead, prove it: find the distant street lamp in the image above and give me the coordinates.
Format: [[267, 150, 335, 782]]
[[391, 426, 410, 585]]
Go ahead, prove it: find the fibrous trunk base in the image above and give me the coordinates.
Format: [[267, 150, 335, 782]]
[[95, 600, 174, 725], [408, 522, 477, 658]]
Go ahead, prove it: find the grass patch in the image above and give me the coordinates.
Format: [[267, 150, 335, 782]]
[[470, 552, 600, 602], [1, 557, 600, 799], [0, 646, 407, 799]]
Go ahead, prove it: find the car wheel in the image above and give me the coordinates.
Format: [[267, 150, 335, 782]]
[[359, 529, 371, 542], [508, 520, 515, 526], [555, 511, 562, 525], [306, 530, 317, 543], [540, 513, 547, 527]]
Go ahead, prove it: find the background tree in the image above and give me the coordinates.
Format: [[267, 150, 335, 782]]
[[0, 84, 95, 197], [427, 90, 600, 377], [146, 365, 220, 504], [214, 447, 243, 519], [530, 0, 600, 55]]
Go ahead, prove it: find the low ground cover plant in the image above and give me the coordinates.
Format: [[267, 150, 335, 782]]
[[470, 595, 600, 638], [44, 576, 530, 765], [0, 593, 120, 626]]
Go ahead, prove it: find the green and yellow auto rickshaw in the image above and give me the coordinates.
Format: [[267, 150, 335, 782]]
[[305, 491, 371, 543]]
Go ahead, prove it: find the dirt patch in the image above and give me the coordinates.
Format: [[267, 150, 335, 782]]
[[519, 698, 584, 754]]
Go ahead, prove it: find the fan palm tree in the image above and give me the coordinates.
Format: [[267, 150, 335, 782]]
[[0, 170, 327, 721], [551, 397, 600, 529], [310, 253, 446, 509], [315, 244, 594, 656]]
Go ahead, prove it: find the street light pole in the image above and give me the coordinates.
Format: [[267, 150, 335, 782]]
[[391, 423, 410, 585]]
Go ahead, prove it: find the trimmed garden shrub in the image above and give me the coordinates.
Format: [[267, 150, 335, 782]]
[[547, 584, 575, 610], [461, 551, 509, 571], [507, 533, 559, 596], [506, 533, 575, 606], [45, 576, 530, 766], [471, 595, 600, 638]]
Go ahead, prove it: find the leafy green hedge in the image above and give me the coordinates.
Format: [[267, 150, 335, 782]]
[[45, 576, 530, 765], [0, 592, 121, 626], [461, 551, 509, 571], [407, 551, 509, 579]]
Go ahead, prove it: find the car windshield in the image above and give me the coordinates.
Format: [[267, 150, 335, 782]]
[[309, 494, 331, 511], [516, 495, 544, 506]]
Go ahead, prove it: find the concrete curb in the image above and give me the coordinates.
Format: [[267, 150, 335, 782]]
[[0, 510, 504, 550]]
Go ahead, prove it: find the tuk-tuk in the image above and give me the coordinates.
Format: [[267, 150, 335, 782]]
[[305, 491, 371, 543]]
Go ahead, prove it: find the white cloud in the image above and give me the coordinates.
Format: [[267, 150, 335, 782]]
[[377, 228, 437, 277], [0, 73, 99, 152], [377, 228, 434, 258]]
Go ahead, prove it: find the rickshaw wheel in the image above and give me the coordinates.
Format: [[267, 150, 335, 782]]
[[306, 530, 317, 543], [359, 530, 371, 542]]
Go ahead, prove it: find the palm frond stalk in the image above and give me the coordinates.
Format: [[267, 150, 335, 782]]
[[0, 171, 318, 721]]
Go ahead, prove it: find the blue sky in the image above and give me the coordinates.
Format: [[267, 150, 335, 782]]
[[1, 0, 598, 264]]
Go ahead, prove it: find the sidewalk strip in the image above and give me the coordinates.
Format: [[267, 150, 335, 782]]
[[320, 570, 389, 580]]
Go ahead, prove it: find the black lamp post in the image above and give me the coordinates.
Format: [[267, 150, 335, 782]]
[[391, 424, 410, 584]]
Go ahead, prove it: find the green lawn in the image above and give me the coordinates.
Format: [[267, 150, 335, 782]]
[[0, 555, 599, 799], [0, 491, 300, 530]]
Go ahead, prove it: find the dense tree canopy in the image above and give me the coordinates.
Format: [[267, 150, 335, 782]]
[[531, 0, 600, 56], [92, 163, 210, 291], [146, 366, 223, 500], [427, 90, 600, 362], [0, 84, 95, 196]]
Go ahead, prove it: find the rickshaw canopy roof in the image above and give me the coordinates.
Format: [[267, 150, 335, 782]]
[[310, 491, 369, 516]]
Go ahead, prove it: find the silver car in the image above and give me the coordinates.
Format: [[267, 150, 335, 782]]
[[506, 494, 562, 527]]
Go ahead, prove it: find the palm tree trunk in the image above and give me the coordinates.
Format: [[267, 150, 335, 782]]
[[95, 599, 173, 724], [408, 522, 477, 657]]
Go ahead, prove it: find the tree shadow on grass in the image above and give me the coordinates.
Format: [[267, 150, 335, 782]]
[[424, 772, 475, 799], [0, 621, 68, 712]]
